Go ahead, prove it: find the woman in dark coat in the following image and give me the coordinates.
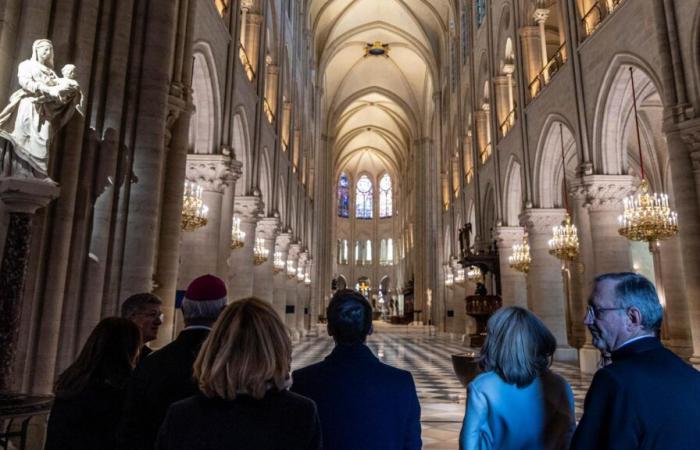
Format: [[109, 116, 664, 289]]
[[156, 297, 321, 450], [44, 317, 141, 450]]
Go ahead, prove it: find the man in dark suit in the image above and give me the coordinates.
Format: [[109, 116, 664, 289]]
[[118, 274, 227, 450], [571, 272, 700, 450], [291, 289, 421, 450]]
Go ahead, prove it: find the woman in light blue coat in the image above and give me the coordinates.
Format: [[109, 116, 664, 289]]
[[460, 306, 575, 450]]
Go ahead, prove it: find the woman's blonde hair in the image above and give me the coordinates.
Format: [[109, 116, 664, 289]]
[[194, 297, 291, 400], [479, 306, 556, 388]]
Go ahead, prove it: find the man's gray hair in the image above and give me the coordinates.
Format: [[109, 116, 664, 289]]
[[595, 272, 663, 332], [120, 293, 162, 318]]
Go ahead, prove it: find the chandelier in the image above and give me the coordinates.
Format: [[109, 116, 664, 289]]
[[548, 123, 580, 261], [253, 237, 269, 265], [445, 269, 454, 287], [181, 181, 208, 232], [618, 67, 679, 244], [286, 259, 296, 279], [304, 267, 311, 285], [455, 267, 466, 283], [296, 265, 305, 282], [467, 265, 483, 282], [273, 251, 285, 273], [509, 235, 531, 273], [230, 216, 245, 249]]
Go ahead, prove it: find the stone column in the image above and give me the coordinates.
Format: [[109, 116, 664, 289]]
[[0, 178, 59, 390], [273, 232, 292, 319], [475, 110, 489, 162], [450, 261, 467, 337], [675, 121, 700, 367], [494, 75, 510, 134], [519, 26, 543, 94], [264, 63, 279, 120], [494, 226, 528, 308], [245, 13, 263, 77], [581, 175, 635, 274], [178, 154, 235, 288], [253, 217, 279, 302], [218, 158, 242, 276], [296, 251, 309, 332], [229, 195, 263, 300], [286, 243, 300, 338], [533, 8, 550, 81], [521, 208, 577, 361]]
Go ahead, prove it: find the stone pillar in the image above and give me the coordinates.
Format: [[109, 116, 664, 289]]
[[252, 217, 279, 302], [494, 226, 528, 308], [519, 26, 543, 94], [533, 8, 550, 81], [229, 195, 263, 300], [475, 110, 489, 162], [675, 121, 700, 367], [0, 178, 59, 390], [450, 260, 467, 337], [494, 75, 510, 134], [178, 154, 235, 288], [218, 158, 242, 276], [245, 13, 263, 76], [264, 63, 279, 119], [582, 175, 635, 275], [273, 232, 292, 319], [286, 243, 300, 338], [296, 251, 309, 332], [521, 208, 577, 361]]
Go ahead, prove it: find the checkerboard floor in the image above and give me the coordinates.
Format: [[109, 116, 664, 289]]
[[292, 322, 594, 450]]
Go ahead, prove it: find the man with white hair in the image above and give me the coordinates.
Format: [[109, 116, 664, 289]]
[[118, 274, 227, 450]]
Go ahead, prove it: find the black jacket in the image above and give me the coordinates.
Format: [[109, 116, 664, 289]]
[[291, 343, 421, 450], [118, 328, 210, 450], [44, 380, 125, 450], [571, 337, 700, 450], [156, 391, 321, 450]]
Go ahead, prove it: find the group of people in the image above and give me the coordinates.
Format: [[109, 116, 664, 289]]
[[42, 271, 700, 450]]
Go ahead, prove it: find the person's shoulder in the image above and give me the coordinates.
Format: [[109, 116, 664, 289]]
[[469, 370, 502, 390], [277, 389, 317, 410], [292, 360, 327, 380]]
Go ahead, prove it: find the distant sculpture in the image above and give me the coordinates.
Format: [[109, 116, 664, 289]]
[[0, 39, 83, 179]]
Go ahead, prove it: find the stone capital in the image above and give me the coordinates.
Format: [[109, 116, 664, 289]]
[[275, 232, 293, 252], [287, 243, 301, 259], [234, 195, 264, 221], [255, 217, 279, 241], [533, 8, 550, 24], [0, 177, 60, 214], [520, 208, 566, 232], [678, 118, 700, 172], [570, 174, 635, 210], [493, 226, 526, 247], [186, 154, 237, 193]]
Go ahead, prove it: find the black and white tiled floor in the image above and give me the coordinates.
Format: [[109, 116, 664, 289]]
[[292, 322, 594, 450]]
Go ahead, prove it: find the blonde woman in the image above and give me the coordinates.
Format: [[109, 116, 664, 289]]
[[156, 298, 321, 450], [460, 306, 575, 450]]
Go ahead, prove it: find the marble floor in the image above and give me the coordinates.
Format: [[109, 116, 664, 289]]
[[292, 322, 594, 450]]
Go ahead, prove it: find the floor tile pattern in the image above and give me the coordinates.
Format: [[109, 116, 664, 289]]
[[292, 323, 594, 449]]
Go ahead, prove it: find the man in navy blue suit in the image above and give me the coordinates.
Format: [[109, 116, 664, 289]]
[[571, 272, 700, 450], [291, 289, 421, 450]]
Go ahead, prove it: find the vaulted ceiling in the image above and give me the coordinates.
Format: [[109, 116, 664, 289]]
[[309, 0, 454, 180]]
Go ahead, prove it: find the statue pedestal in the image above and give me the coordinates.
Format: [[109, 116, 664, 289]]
[[0, 177, 59, 390]]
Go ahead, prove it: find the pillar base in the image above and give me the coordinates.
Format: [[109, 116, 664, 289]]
[[579, 345, 601, 374], [554, 345, 579, 362]]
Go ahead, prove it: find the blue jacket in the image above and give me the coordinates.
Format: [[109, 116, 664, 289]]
[[291, 343, 421, 450], [571, 337, 700, 450], [460, 370, 575, 450]]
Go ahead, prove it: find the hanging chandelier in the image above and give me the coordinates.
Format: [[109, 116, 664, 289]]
[[230, 216, 246, 249], [253, 237, 269, 265], [445, 269, 454, 287], [455, 267, 466, 284], [286, 259, 296, 279], [296, 265, 305, 282], [618, 67, 679, 244], [304, 266, 311, 285], [467, 265, 483, 282], [548, 123, 580, 261], [509, 235, 531, 273], [181, 181, 208, 232], [273, 251, 285, 273]]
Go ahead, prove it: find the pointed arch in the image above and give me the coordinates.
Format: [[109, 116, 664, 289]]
[[504, 157, 523, 227], [533, 115, 578, 208], [189, 42, 221, 155]]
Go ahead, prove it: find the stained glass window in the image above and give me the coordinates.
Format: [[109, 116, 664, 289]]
[[365, 240, 372, 264], [379, 174, 392, 218], [337, 173, 350, 217], [355, 175, 373, 219], [476, 0, 486, 27]]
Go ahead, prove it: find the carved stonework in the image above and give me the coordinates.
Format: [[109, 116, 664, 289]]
[[519, 208, 566, 233], [186, 154, 236, 193], [493, 226, 526, 248], [533, 8, 550, 24], [234, 195, 264, 221], [164, 83, 192, 148], [275, 232, 292, 253], [678, 118, 700, 172], [256, 217, 280, 242], [0, 177, 58, 390], [571, 175, 636, 211]]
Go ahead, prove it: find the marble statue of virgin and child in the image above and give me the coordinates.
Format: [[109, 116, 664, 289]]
[[0, 39, 83, 180]]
